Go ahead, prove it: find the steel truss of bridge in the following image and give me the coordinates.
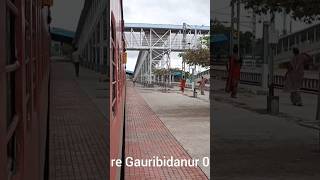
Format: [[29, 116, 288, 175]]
[[124, 23, 210, 85]]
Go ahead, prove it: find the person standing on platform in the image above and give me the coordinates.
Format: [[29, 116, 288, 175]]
[[198, 76, 207, 95], [225, 45, 241, 98], [72, 47, 80, 77], [284, 48, 312, 106], [180, 76, 186, 93], [133, 79, 136, 87]]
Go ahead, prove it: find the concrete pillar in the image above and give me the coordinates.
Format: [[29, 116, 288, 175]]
[[149, 50, 152, 84]]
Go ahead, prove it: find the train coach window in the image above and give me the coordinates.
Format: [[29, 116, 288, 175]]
[[103, 11, 107, 40], [118, 45, 122, 91], [104, 47, 108, 73], [6, 1, 18, 176], [111, 18, 117, 115], [6, 4, 17, 128]]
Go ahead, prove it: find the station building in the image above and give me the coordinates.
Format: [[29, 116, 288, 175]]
[[74, 0, 108, 74]]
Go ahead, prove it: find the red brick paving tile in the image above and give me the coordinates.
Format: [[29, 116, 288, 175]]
[[125, 84, 208, 180], [49, 62, 107, 180]]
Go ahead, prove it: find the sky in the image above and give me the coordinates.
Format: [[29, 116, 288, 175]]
[[51, 0, 85, 31], [123, 0, 210, 72], [211, 0, 318, 38], [49, 0, 318, 72], [50, 0, 210, 72]]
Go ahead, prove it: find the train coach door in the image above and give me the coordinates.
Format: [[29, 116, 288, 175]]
[[110, 13, 120, 180]]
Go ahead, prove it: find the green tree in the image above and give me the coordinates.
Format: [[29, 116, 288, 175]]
[[153, 68, 191, 78], [240, 0, 320, 23], [212, 19, 254, 56], [179, 36, 210, 67]]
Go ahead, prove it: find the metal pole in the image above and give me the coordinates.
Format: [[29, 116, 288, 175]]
[[262, 22, 269, 90], [269, 45, 275, 96], [237, 0, 241, 56], [182, 23, 187, 78], [316, 72, 320, 151], [269, 13, 276, 96], [252, 10, 256, 60], [230, 1, 235, 55], [149, 50, 152, 85], [282, 11, 287, 35]]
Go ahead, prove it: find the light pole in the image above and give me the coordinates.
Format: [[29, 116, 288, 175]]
[[252, 9, 256, 60], [316, 71, 320, 151], [267, 12, 280, 114], [262, 22, 269, 92], [230, 1, 235, 55], [237, 0, 241, 56], [182, 23, 187, 80]]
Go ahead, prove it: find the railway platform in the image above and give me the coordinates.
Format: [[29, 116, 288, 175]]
[[213, 79, 320, 179], [213, 79, 319, 124], [125, 83, 209, 179], [49, 59, 108, 180]]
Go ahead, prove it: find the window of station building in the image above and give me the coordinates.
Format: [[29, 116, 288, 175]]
[[97, 23, 100, 43], [294, 35, 299, 46], [301, 31, 307, 43], [103, 11, 107, 40], [283, 37, 289, 52], [307, 29, 315, 42], [87, 44, 89, 61], [316, 26, 320, 41], [315, 54, 320, 64], [277, 39, 282, 54], [289, 36, 295, 50]]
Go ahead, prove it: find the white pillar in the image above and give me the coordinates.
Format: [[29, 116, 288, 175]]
[[149, 50, 152, 84]]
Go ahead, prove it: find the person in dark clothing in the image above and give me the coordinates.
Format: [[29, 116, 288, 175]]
[[72, 47, 80, 77], [284, 48, 312, 106]]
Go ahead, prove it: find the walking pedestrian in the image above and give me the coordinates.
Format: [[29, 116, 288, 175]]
[[133, 79, 136, 87], [225, 45, 241, 98], [72, 47, 80, 77], [180, 76, 186, 93], [197, 76, 207, 95], [284, 48, 312, 106]]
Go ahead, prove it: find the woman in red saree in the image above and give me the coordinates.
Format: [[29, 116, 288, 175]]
[[180, 77, 186, 93], [225, 46, 241, 98]]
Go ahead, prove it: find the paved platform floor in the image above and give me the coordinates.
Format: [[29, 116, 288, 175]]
[[136, 85, 210, 177], [213, 79, 318, 123], [49, 61, 107, 180], [212, 79, 320, 180], [125, 83, 208, 179]]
